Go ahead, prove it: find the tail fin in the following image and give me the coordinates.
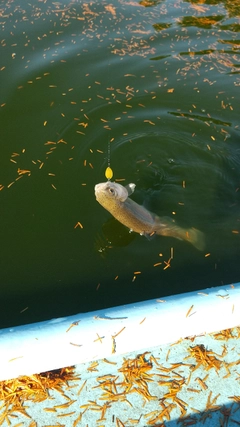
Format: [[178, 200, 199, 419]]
[[186, 228, 205, 251]]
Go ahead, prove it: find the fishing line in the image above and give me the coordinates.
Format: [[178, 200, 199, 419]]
[[105, 139, 113, 180], [105, 63, 113, 181], [107, 138, 111, 169]]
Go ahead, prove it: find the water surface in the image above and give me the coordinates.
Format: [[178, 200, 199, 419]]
[[0, 0, 239, 327]]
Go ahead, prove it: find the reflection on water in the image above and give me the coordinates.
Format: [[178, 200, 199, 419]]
[[180, 15, 225, 28], [0, 0, 239, 327]]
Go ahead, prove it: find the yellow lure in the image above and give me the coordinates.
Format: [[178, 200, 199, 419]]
[[105, 166, 113, 180]]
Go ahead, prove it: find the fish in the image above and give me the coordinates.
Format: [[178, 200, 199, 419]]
[[94, 181, 205, 250]]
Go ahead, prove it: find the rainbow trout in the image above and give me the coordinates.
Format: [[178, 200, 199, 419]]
[[95, 181, 205, 250]]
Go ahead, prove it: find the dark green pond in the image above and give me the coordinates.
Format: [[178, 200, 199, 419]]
[[0, 0, 239, 328]]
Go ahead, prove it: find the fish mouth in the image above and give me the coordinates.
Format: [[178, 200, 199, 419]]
[[94, 182, 106, 198], [94, 185, 99, 198], [94, 183, 102, 194]]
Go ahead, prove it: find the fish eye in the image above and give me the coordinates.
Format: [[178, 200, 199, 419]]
[[108, 188, 115, 195]]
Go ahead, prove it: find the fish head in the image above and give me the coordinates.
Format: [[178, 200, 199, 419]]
[[94, 182, 129, 210]]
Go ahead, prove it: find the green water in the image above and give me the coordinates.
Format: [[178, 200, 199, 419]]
[[0, 0, 239, 327]]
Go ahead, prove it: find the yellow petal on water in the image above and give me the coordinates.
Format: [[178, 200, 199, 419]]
[[105, 167, 113, 180]]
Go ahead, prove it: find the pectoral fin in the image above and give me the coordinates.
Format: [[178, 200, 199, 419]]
[[125, 183, 136, 196], [140, 231, 156, 240]]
